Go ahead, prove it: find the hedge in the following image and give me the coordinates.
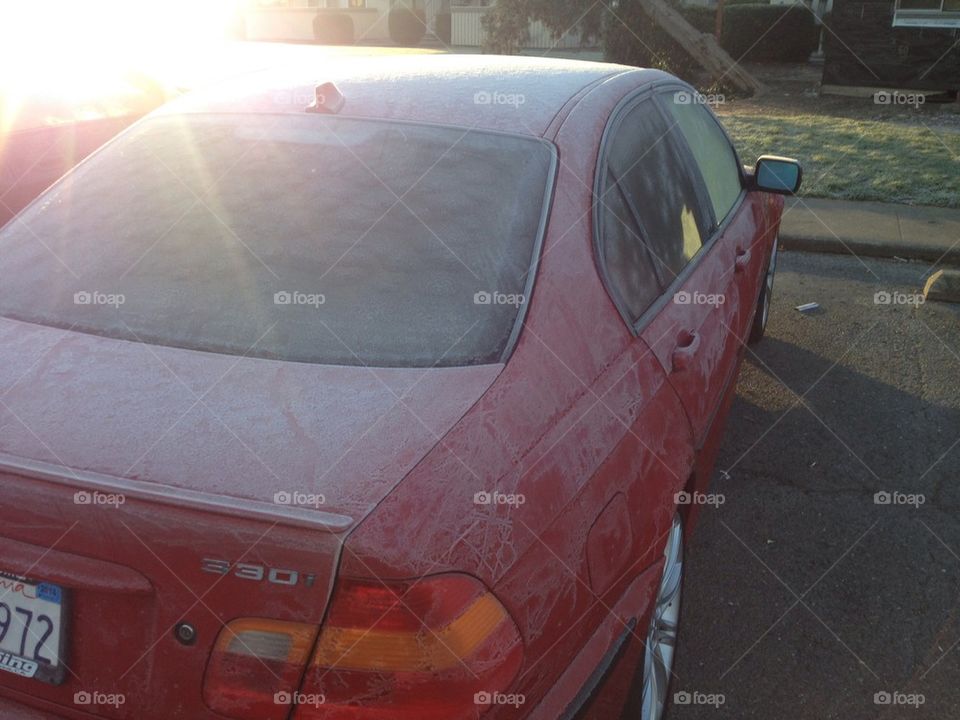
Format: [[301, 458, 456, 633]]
[[721, 5, 818, 62], [389, 7, 427, 46], [313, 12, 354, 45], [436, 11, 452, 45], [605, 5, 713, 79], [605, 2, 819, 81]]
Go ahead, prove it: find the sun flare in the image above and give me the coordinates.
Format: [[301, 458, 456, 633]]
[[0, 0, 242, 131]]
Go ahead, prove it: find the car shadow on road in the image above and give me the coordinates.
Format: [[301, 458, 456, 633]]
[[671, 328, 960, 719]]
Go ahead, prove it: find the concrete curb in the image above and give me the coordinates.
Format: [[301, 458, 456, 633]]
[[779, 197, 960, 267], [779, 233, 960, 266]]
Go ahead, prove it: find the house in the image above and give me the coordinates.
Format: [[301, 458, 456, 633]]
[[822, 0, 960, 91], [655, 0, 956, 93], [242, 0, 406, 45], [240, 0, 589, 49]]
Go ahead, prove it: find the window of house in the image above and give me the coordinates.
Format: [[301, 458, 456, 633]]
[[893, 0, 960, 27]]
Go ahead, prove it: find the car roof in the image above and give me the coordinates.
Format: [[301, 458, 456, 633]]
[[157, 53, 668, 137]]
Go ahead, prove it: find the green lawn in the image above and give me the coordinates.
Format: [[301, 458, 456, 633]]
[[718, 112, 960, 208]]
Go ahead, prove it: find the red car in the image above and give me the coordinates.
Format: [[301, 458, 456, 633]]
[[0, 55, 800, 720]]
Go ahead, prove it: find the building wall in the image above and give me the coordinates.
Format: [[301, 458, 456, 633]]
[[823, 0, 960, 90], [244, 5, 392, 43], [245, 3, 589, 48], [244, 1, 447, 42]]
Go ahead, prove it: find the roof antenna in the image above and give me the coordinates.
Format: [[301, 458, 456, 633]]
[[306, 82, 345, 114]]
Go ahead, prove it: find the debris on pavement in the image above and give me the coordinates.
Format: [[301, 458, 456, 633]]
[[924, 269, 960, 304], [795, 302, 821, 313]]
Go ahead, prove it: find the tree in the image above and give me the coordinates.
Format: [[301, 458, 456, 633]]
[[482, 0, 602, 55], [482, 0, 761, 94]]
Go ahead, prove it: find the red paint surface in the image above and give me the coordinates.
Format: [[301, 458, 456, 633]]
[[0, 55, 782, 719]]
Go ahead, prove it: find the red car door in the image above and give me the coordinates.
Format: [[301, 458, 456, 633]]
[[595, 93, 742, 445], [660, 92, 770, 342]]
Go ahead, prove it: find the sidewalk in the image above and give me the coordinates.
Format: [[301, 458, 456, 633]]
[[780, 197, 960, 267]]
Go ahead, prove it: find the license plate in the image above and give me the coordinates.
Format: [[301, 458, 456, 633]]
[[0, 572, 67, 684]]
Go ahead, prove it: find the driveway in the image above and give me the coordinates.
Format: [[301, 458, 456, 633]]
[[673, 250, 960, 718]]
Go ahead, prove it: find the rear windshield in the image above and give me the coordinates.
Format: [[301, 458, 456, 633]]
[[0, 114, 554, 367]]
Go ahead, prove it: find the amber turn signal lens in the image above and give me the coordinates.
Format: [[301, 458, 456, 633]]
[[311, 590, 506, 672], [294, 574, 524, 720]]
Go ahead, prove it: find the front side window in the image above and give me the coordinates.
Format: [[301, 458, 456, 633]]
[[662, 93, 743, 227], [0, 114, 554, 367]]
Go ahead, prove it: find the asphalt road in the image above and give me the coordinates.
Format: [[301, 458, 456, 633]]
[[671, 249, 960, 719]]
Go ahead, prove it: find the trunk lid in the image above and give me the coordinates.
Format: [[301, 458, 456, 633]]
[[0, 317, 501, 718]]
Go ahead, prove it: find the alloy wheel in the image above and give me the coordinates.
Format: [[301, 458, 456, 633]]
[[750, 235, 779, 344], [640, 514, 684, 720], [760, 235, 779, 330]]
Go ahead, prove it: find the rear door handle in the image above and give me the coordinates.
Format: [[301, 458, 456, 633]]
[[671, 331, 700, 373], [735, 246, 751, 273]]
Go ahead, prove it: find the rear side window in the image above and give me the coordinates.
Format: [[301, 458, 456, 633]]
[[598, 178, 663, 320], [596, 98, 713, 321], [0, 115, 554, 367], [662, 93, 742, 225]]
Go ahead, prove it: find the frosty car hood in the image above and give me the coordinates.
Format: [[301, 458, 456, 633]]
[[0, 317, 502, 530]]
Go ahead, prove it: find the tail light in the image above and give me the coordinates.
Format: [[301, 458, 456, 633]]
[[203, 618, 318, 720], [294, 573, 523, 720]]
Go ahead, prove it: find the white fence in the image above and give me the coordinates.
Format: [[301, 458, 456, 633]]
[[245, 3, 590, 49]]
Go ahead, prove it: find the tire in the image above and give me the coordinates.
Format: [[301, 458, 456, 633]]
[[640, 514, 684, 720], [748, 235, 779, 345]]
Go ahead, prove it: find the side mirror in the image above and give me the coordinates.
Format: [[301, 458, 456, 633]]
[[750, 155, 802, 195]]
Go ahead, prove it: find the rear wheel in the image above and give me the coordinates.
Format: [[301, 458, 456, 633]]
[[749, 235, 778, 344], [640, 514, 684, 720]]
